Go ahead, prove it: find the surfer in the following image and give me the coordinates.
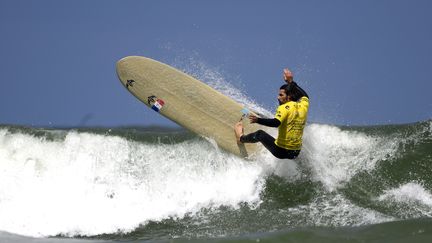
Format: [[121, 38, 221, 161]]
[[235, 69, 309, 159]]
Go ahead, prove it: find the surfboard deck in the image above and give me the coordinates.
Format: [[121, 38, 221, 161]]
[[116, 56, 262, 158]]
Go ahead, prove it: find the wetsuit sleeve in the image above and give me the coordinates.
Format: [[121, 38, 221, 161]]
[[256, 118, 281, 127], [292, 81, 309, 98]]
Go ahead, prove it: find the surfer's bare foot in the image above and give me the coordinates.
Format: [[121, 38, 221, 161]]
[[235, 122, 244, 143]]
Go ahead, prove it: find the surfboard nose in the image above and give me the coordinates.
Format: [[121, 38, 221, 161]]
[[116, 56, 138, 87]]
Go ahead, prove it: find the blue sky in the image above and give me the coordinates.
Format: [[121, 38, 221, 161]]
[[1, 0, 431, 127]]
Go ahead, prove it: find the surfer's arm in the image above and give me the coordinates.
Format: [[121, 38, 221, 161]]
[[249, 115, 280, 127], [284, 68, 309, 99], [256, 118, 281, 127], [291, 81, 309, 99]]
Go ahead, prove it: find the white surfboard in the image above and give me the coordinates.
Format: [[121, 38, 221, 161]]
[[116, 56, 262, 158]]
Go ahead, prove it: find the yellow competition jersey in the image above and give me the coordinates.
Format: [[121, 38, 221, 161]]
[[274, 96, 309, 150]]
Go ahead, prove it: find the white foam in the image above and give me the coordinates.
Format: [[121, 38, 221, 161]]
[[301, 124, 398, 191], [0, 129, 265, 237], [378, 182, 432, 208], [288, 194, 394, 227]]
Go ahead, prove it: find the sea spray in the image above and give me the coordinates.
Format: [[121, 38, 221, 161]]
[[170, 56, 272, 118], [377, 182, 432, 218], [301, 124, 398, 191]]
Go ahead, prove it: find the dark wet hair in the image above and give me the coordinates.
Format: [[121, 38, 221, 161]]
[[280, 83, 302, 101]]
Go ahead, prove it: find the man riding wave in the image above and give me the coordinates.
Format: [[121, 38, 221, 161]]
[[235, 68, 309, 159]]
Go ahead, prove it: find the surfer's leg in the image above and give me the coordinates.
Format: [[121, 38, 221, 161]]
[[268, 146, 299, 159], [240, 130, 281, 157], [240, 130, 271, 143], [285, 150, 300, 159], [241, 130, 300, 159], [250, 131, 285, 158]]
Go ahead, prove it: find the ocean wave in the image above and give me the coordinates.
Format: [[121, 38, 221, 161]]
[[0, 120, 430, 239], [0, 128, 264, 237]]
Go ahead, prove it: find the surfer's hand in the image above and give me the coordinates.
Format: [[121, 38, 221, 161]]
[[284, 68, 293, 83], [249, 114, 259, 123]]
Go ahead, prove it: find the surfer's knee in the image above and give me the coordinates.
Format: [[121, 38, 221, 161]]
[[255, 130, 266, 140]]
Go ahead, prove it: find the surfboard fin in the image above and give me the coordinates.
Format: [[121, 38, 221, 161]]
[[240, 107, 250, 121]]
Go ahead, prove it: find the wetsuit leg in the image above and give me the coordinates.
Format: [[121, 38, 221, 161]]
[[240, 130, 300, 159]]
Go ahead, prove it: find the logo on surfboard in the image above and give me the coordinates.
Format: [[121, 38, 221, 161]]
[[126, 79, 135, 89], [147, 95, 165, 112]]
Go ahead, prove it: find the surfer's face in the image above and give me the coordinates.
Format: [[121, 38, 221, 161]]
[[278, 89, 289, 105]]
